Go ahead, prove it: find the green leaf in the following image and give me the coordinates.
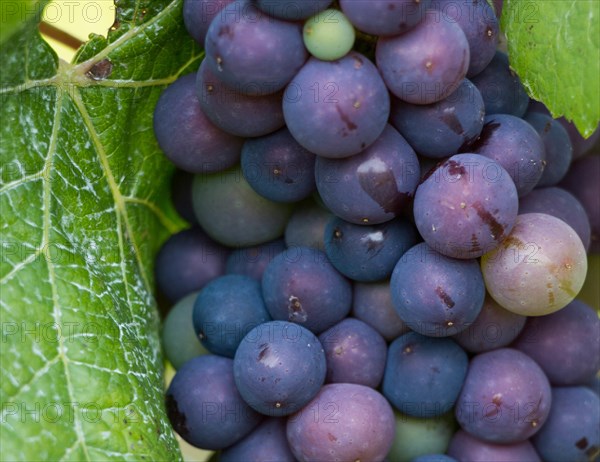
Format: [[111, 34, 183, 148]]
[[0, 1, 201, 459], [0, 1, 48, 45], [501, 0, 600, 137]]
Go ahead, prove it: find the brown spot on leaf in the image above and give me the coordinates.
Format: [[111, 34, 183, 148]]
[[86, 59, 113, 80]]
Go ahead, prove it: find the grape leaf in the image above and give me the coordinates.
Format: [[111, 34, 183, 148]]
[[0, 1, 48, 45], [501, 0, 600, 137], [0, 1, 201, 459]]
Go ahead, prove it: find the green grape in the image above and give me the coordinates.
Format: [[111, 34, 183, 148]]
[[387, 411, 457, 462], [303, 9, 355, 61], [162, 292, 209, 369]]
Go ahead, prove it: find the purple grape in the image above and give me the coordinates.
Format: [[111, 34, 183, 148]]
[[241, 128, 316, 203], [452, 294, 526, 353], [255, 0, 333, 20], [196, 59, 285, 138], [284, 199, 333, 251], [166, 355, 262, 449], [511, 300, 600, 386], [286, 383, 395, 462], [532, 387, 600, 462], [155, 226, 228, 303], [390, 242, 485, 337], [383, 332, 469, 417], [283, 52, 390, 158], [233, 321, 326, 416], [559, 119, 600, 159], [204, 0, 307, 95], [376, 10, 470, 104], [220, 417, 295, 462], [183, 0, 233, 45], [192, 165, 293, 247], [469, 114, 546, 197], [225, 238, 286, 280], [324, 216, 418, 282], [561, 156, 600, 252], [340, 0, 432, 36], [430, 0, 499, 77], [390, 79, 485, 159], [471, 51, 529, 117], [481, 213, 587, 316], [318, 318, 387, 388], [192, 274, 271, 357], [525, 111, 573, 187], [519, 186, 592, 251], [447, 430, 541, 461], [315, 124, 420, 225], [413, 153, 519, 259], [261, 247, 352, 334], [352, 280, 410, 342], [455, 348, 552, 443], [153, 73, 243, 173]]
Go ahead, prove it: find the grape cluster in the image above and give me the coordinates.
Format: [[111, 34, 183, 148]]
[[154, 0, 600, 460]]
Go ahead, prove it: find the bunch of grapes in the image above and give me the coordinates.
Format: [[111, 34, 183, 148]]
[[153, 0, 600, 460]]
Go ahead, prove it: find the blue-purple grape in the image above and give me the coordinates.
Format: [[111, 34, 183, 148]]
[[376, 11, 470, 104], [340, 0, 432, 36], [352, 280, 410, 342], [155, 226, 228, 303], [532, 387, 600, 462], [390, 79, 485, 159], [192, 274, 271, 357], [196, 59, 285, 138], [413, 153, 519, 259], [447, 429, 541, 461], [286, 383, 395, 462], [318, 318, 387, 388], [390, 242, 485, 337], [204, 0, 307, 95], [241, 127, 316, 203], [233, 321, 326, 416], [324, 216, 418, 282], [469, 114, 546, 197], [283, 52, 390, 158], [225, 239, 286, 281], [153, 73, 243, 173], [561, 156, 600, 252], [383, 332, 468, 417], [255, 0, 333, 20], [511, 300, 600, 386], [455, 348, 552, 443], [261, 247, 352, 334], [452, 294, 526, 353], [183, 0, 233, 45], [166, 355, 262, 449], [315, 124, 420, 225], [471, 51, 529, 117], [430, 0, 499, 77], [525, 111, 573, 187], [220, 417, 295, 462]]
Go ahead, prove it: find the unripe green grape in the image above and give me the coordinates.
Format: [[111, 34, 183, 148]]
[[303, 9, 355, 61]]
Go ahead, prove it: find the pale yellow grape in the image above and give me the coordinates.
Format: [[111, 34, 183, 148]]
[[481, 213, 587, 316], [303, 9, 355, 61]]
